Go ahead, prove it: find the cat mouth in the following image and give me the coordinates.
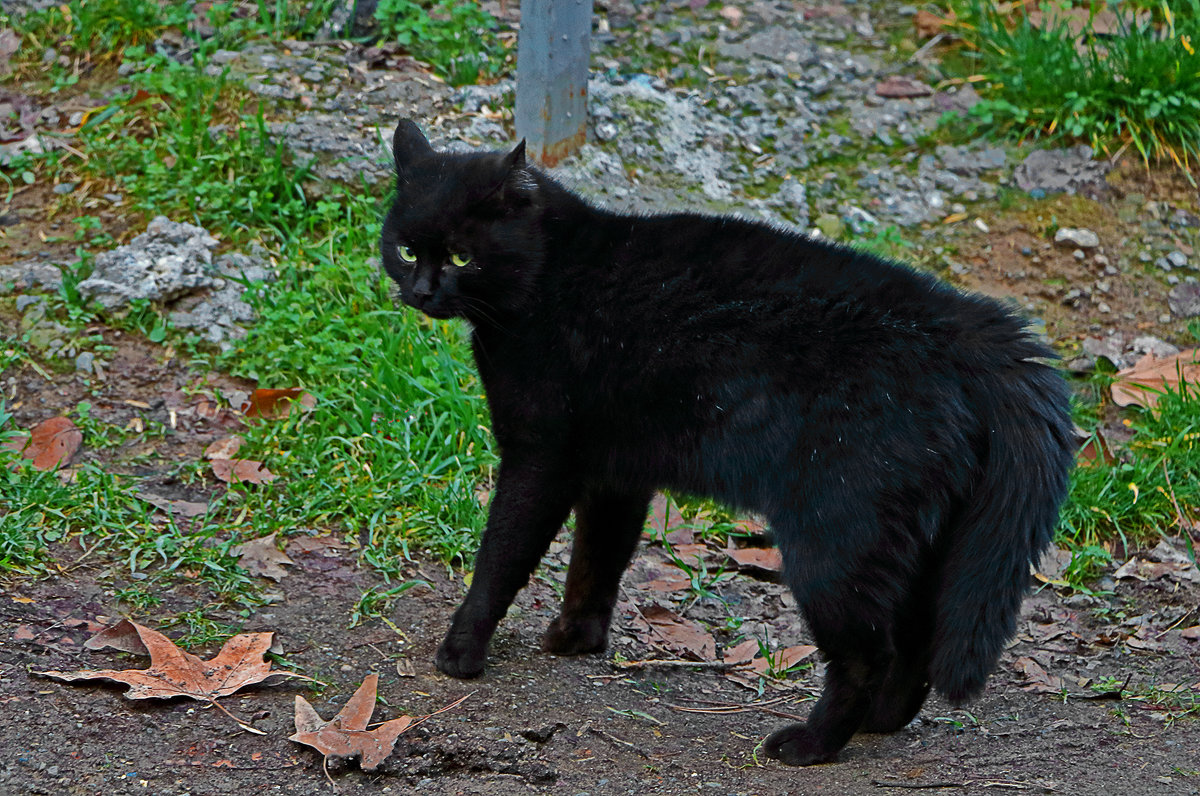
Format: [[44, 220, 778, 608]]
[[404, 294, 455, 320]]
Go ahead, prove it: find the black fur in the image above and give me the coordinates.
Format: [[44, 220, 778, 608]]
[[380, 120, 1075, 766]]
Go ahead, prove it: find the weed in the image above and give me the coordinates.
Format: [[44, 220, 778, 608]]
[[946, 0, 1200, 175], [373, 0, 510, 86], [348, 580, 430, 627]]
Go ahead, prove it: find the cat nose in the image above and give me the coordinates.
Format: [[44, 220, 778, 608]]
[[412, 273, 435, 298]]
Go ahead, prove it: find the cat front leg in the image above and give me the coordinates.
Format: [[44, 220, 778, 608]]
[[435, 456, 578, 679], [543, 487, 652, 656]]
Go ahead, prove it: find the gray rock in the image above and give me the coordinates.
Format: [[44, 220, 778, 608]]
[[718, 27, 816, 65], [1013, 146, 1111, 198], [1168, 282, 1200, 317], [1054, 227, 1100, 248], [74, 351, 94, 373], [1167, 250, 1189, 268], [168, 251, 274, 350], [79, 217, 220, 309]]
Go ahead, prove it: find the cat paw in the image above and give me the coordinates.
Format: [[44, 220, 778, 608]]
[[434, 634, 487, 679], [542, 616, 607, 656], [762, 723, 838, 766]]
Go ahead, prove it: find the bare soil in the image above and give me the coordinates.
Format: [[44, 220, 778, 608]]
[[4, 532, 1199, 795]]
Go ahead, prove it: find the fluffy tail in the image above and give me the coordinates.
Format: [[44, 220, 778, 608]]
[[928, 361, 1075, 702]]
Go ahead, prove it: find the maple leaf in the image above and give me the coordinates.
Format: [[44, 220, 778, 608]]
[[726, 547, 783, 573], [2, 416, 82, 470], [630, 604, 716, 661], [39, 620, 312, 731], [1111, 348, 1200, 411], [290, 674, 414, 771], [240, 387, 317, 421], [231, 532, 294, 581]]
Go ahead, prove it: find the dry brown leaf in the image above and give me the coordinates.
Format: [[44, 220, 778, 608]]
[[39, 620, 310, 705], [204, 435, 244, 460], [241, 388, 317, 421], [211, 458, 278, 485], [287, 534, 349, 556], [83, 619, 151, 654], [1111, 348, 1200, 411], [745, 645, 817, 677], [874, 76, 933, 98], [1012, 656, 1063, 693], [667, 542, 709, 569], [632, 604, 716, 661], [914, 8, 954, 38], [3, 416, 82, 470], [231, 533, 294, 581], [289, 674, 413, 771], [636, 576, 692, 592], [646, 493, 685, 540], [722, 639, 760, 666], [135, 490, 209, 518], [1181, 625, 1200, 641], [726, 547, 783, 573]]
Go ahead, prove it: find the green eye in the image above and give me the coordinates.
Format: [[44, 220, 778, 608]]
[[450, 252, 472, 268], [397, 245, 417, 263]]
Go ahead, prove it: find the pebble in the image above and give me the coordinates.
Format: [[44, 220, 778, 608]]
[[1167, 250, 1189, 268], [74, 352, 94, 373], [1054, 227, 1100, 248]]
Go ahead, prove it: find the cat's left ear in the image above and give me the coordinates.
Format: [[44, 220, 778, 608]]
[[505, 139, 527, 171], [392, 119, 433, 171]]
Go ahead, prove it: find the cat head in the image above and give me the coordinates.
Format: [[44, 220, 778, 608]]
[[381, 119, 545, 323]]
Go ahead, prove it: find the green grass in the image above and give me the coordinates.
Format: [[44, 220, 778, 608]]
[[1060, 377, 1200, 583], [946, 0, 1200, 173], [373, 0, 511, 86]]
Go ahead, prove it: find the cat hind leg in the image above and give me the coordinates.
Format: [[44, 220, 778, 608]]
[[542, 487, 652, 656]]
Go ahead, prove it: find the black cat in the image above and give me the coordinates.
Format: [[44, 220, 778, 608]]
[[379, 120, 1074, 766]]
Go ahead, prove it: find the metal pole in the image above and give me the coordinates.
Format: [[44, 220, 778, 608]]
[[514, 0, 594, 167]]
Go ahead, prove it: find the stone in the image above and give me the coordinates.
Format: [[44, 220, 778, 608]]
[[1168, 282, 1200, 317], [78, 216, 220, 309], [74, 351, 94, 373], [1167, 251, 1189, 268], [1054, 227, 1100, 248], [1013, 146, 1111, 198]]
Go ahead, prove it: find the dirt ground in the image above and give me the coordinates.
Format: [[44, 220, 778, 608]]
[[4, 8, 1200, 796], [4, 530, 1199, 796]]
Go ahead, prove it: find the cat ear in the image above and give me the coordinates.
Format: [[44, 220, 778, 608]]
[[505, 139, 527, 171], [392, 119, 432, 168]]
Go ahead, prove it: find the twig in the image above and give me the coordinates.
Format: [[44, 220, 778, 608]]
[[907, 32, 946, 64], [206, 698, 266, 735], [872, 780, 1034, 791], [613, 658, 735, 671], [586, 726, 649, 758]]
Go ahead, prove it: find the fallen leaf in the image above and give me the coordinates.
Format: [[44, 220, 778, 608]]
[[1112, 348, 1200, 411], [666, 542, 709, 569], [726, 547, 783, 573], [1182, 625, 1200, 641], [630, 604, 716, 661], [636, 576, 692, 593], [84, 619, 151, 654], [874, 76, 933, 98], [289, 675, 414, 771], [3, 417, 82, 470], [39, 620, 310, 708], [204, 435, 244, 460], [211, 458, 277, 485], [745, 645, 817, 677], [722, 639, 760, 666], [231, 533, 294, 581], [1013, 656, 1064, 693], [135, 490, 209, 518], [13, 625, 36, 642], [718, 4, 743, 27], [241, 388, 317, 421], [646, 493, 685, 540], [1075, 426, 1115, 467], [914, 8, 953, 38], [1033, 546, 1072, 583], [287, 534, 348, 556]]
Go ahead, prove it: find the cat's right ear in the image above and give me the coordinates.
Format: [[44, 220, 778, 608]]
[[392, 119, 432, 170]]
